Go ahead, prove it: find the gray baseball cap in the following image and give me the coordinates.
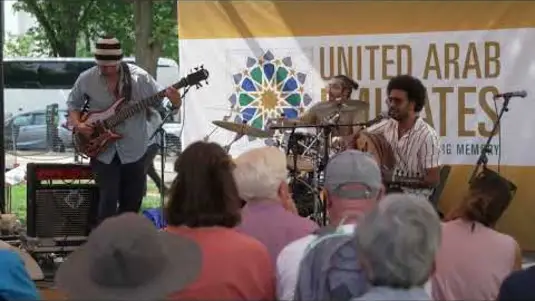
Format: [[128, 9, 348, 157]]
[[324, 150, 382, 199]]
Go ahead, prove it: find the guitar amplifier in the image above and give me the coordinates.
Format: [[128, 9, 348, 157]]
[[26, 163, 99, 242]]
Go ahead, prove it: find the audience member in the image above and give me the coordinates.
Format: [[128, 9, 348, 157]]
[[432, 170, 521, 301], [497, 265, 535, 300], [277, 150, 384, 300], [165, 141, 275, 300], [353, 193, 441, 301], [0, 249, 40, 300], [0, 240, 43, 281], [234, 146, 318, 262], [55, 213, 202, 300]]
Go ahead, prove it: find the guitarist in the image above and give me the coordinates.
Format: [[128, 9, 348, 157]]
[[66, 36, 182, 223], [354, 75, 441, 198]]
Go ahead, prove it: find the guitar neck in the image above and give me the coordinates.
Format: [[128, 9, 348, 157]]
[[105, 90, 166, 128], [105, 81, 185, 129]]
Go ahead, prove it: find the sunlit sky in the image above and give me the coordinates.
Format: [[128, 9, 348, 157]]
[[3, 1, 36, 38]]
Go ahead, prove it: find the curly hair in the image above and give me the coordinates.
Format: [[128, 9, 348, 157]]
[[446, 169, 515, 228], [387, 75, 427, 112], [165, 141, 242, 228]]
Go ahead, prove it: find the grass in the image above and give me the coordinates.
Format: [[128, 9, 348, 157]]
[[6, 182, 164, 224]]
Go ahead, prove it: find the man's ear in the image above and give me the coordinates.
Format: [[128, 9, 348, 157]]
[[278, 181, 291, 200], [376, 185, 386, 201]]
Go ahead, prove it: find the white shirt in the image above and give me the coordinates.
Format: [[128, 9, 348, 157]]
[[276, 224, 356, 301], [276, 223, 433, 300], [367, 117, 440, 196]]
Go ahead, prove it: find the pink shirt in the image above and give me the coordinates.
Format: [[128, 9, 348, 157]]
[[236, 201, 318, 263], [432, 219, 518, 301]]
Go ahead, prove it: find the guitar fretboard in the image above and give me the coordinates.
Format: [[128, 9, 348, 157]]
[[105, 90, 167, 128], [104, 81, 184, 129]]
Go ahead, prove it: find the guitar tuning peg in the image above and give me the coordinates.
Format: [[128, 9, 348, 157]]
[[205, 80, 209, 85]]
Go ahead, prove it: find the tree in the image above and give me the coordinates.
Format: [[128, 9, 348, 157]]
[[13, 0, 97, 57], [3, 30, 50, 57], [89, 0, 178, 77]]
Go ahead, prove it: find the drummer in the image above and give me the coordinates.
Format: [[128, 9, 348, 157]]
[[298, 75, 364, 138]]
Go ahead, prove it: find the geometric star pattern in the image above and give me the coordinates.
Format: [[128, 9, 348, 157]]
[[228, 50, 313, 143]]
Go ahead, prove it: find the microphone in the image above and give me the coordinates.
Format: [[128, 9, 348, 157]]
[[493, 90, 527, 99], [364, 111, 389, 127]]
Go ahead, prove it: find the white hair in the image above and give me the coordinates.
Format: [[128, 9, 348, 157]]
[[233, 146, 287, 202], [355, 193, 441, 288]]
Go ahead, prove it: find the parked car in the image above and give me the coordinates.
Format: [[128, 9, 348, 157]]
[[4, 109, 72, 152]]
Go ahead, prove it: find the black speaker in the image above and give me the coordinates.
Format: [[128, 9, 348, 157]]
[[26, 163, 99, 239]]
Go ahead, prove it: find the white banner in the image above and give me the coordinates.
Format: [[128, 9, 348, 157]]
[[180, 28, 535, 166]]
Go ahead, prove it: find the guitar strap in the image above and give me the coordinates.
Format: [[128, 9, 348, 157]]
[[120, 62, 133, 102]]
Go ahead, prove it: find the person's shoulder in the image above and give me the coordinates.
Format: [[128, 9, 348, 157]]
[[0, 249, 24, 266], [77, 65, 99, 81], [126, 63, 151, 77], [502, 265, 535, 288], [277, 234, 316, 265], [418, 117, 439, 136]]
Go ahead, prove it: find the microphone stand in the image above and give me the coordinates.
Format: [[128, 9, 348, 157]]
[[149, 87, 190, 227], [468, 95, 511, 185]]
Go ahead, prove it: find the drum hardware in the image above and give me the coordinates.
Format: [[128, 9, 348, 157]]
[[270, 121, 367, 226], [212, 120, 273, 138], [223, 133, 244, 152], [203, 126, 219, 142]]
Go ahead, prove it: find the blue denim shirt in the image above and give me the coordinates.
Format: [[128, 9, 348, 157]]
[[67, 64, 161, 164]]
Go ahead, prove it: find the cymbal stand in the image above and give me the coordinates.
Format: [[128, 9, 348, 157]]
[[286, 127, 300, 191], [224, 133, 244, 152], [468, 94, 512, 184]]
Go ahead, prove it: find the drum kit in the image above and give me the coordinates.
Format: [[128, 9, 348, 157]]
[[209, 100, 373, 224]]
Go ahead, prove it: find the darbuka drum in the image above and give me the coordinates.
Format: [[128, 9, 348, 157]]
[[354, 131, 396, 171]]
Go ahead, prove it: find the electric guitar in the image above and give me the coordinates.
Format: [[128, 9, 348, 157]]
[[73, 66, 209, 158]]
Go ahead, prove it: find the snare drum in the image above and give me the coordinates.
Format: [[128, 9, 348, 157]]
[[354, 131, 396, 171]]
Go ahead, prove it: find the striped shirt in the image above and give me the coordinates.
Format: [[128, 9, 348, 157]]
[[67, 64, 161, 164], [367, 116, 440, 196]]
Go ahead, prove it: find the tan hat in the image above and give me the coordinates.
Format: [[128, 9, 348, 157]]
[[0, 240, 44, 280]]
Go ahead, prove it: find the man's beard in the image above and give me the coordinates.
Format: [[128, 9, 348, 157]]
[[389, 109, 408, 121]]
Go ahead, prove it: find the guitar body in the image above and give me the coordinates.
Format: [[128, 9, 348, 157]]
[[73, 98, 125, 158]]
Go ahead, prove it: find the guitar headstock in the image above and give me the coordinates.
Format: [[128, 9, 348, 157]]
[[174, 65, 210, 90], [187, 65, 209, 89]]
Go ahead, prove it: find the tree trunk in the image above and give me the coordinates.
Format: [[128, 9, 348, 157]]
[[134, 0, 159, 78]]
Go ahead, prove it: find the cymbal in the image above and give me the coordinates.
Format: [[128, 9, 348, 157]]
[[311, 100, 369, 117], [212, 120, 273, 138]]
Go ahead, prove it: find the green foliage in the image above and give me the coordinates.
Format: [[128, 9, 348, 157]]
[[12, 0, 97, 57], [89, 0, 178, 62], [3, 29, 50, 57], [10, 0, 179, 66]]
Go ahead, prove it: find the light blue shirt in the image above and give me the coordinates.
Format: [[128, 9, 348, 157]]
[[67, 63, 161, 164], [0, 250, 40, 300]]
